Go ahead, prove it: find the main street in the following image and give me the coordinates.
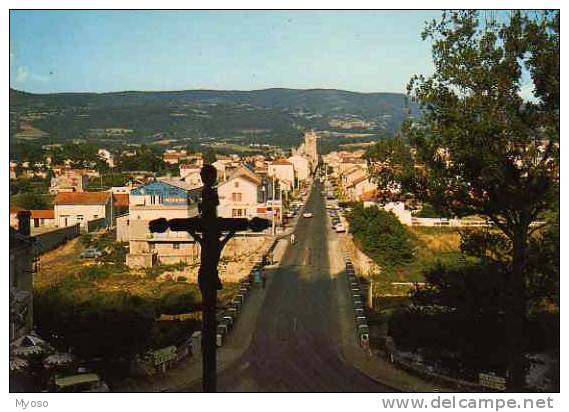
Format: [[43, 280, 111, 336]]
[[216, 179, 393, 392]]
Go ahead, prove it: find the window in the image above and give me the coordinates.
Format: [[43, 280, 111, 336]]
[[77, 215, 84, 222], [232, 209, 244, 218], [234, 181, 239, 188], [93, 215, 98, 219], [232, 192, 242, 202], [173, 243, 180, 250], [149, 243, 156, 251]]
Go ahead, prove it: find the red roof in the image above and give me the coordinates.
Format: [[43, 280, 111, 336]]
[[9, 206, 26, 215], [55, 191, 111, 205], [360, 190, 378, 202], [270, 159, 293, 166], [30, 209, 55, 219], [113, 193, 129, 207]]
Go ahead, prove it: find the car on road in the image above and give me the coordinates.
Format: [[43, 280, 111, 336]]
[[79, 248, 103, 259], [303, 212, 313, 218]]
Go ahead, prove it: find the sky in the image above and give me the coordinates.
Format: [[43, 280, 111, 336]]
[[9, 10, 443, 94]]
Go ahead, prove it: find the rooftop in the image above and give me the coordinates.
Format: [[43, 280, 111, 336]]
[[30, 210, 55, 219], [270, 159, 293, 166], [54, 191, 111, 205]]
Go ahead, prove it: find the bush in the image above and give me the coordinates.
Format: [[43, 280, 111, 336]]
[[145, 261, 190, 279], [34, 287, 155, 359], [414, 202, 449, 218], [347, 203, 414, 268], [77, 264, 114, 281]]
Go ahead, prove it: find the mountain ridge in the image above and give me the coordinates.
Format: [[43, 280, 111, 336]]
[[10, 87, 418, 148]]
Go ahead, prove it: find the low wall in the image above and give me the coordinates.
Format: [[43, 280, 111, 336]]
[[342, 233, 380, 277], [86, 217, 108, 233], [34, 224, 80, 255], [411, 217, 493, 228]]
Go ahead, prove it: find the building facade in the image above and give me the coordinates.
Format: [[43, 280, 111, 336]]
[[287, 155, 311, 182], [54, 192, 113, 230], [268, 159, 295, 191], [117, 180, 202, 268]]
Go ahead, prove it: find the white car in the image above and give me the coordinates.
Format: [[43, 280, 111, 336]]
[[335, 224, 346, 233], [303, 212, 313, 218]]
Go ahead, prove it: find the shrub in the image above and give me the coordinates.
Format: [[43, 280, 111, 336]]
[[347, 203, 414, 268], [77, 264, 113, 281]]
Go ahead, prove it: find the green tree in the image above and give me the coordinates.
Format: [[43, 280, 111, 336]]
[[11, 192, 50, 210], [347, 203, 414, 268], [390, 10, 559, 390], [203, 148, 217, 165]]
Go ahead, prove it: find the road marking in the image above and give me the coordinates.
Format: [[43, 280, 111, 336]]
[[293, 317, 297, 332]]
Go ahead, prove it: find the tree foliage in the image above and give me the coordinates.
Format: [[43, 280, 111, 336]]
[[347, 203, 414, 268], [371, 11, 559, 389]]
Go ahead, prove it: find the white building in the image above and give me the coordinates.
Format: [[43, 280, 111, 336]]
[[116, 180, 202, 268], [218, 167, 263, 218], [287, 155, 311, 182], [54, 192, 113, 230], [268, 159, 295, 191]]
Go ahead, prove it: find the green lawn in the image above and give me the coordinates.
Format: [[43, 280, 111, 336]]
[[373, 226, 473, 295]]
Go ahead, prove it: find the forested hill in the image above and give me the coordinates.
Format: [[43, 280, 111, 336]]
[[10, 87, 419, 147]]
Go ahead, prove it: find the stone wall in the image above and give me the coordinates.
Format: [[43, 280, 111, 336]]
[[342, 233, 380, 278], [152, 234, 272, 283], [34, 224, 80, 255]]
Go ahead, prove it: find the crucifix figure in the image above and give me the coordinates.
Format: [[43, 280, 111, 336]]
[[149, 165, 270, 392]]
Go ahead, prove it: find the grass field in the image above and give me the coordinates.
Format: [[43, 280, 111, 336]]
[[374, 226, 471, 296]]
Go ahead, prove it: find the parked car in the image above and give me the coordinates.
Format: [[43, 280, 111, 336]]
[[79, 248, 103, 259], [303, 212, 313, 218], [335, 224, 346, 233]]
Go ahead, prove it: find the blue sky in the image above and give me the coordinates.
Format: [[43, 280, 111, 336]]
[[10, 10, 442, 94]]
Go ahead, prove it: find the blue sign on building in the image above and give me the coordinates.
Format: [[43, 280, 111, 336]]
[[131, 181, 200, 206]]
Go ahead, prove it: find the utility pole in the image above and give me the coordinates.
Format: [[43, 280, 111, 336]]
[[149, 165, 270, 392]]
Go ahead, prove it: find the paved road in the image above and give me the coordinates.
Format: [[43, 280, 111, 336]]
[[216, 180, 393, 392]]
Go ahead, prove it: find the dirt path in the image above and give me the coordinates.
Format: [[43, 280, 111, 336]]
[[35, 237, 84, 289]]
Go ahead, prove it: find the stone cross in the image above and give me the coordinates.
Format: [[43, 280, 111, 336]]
[[149, 165, 270, 392]]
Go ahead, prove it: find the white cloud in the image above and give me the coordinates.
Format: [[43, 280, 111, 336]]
[[14, 66, 29, 83], [12, 65, 51, 85]]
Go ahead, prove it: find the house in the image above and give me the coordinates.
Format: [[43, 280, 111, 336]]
[[268, 159, 295, 191], [9, 212, 36, 342], [179, 165, 203, 187], [287, 155, 311, 182], [162, 149, 188, 165], [346, 176, 377, 202], [112, 193, 129, 218], [116, 180, 202, 268], [9, 206, 26, 229], [212, 159, 239, 182], [30, 210, 55, 228], [49, 169, 89, 194], [54, 192, 113, 230], [218, 166, 282, 226], [342, 166, 367, 188], [339, 157, 367, 175]]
